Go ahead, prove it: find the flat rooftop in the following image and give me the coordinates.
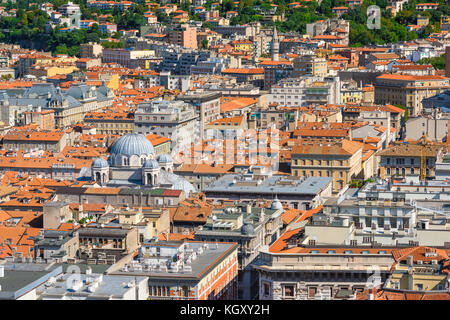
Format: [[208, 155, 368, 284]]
[[206, 175, 331, 195], [35, 273, 148, 299], [111, 241, 237, 281]]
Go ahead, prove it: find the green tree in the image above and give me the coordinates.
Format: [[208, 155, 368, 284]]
[[181, 0, 191, 12], [222, 0, 235, 12], [417, 55, 445, 70], [55, 44, 69, 55], [394, 104, 409, 122], [202, 21, 214, 29]]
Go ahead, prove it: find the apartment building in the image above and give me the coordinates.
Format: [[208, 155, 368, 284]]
[[54, 186, 186, 208], [306, 18, 350, 46], [415, 3, 439, 10], [86, 0, 133, 11], [102, 49, 155, 69], [342, 104, 404, 131], [377, 143, 442, 179], [84, 111, 135, 135], [197, 30, 222, 48], [323, 182, 417, 231], [23, 108, 55, 130], [177, 91, 221, 140], [206, 115, 248, 135], [0, 83, 114, 128], [115, 207, 170, 242], [111, 241, 238, 300], [293, 55, 327, 78], [158, 48, 210, 75], [231, 39, 254, 53], [267, 77, 341, 107], [77, 223, 140, 262], [146, 133, 172, 157], [75, 58, 101, 70], [58, 1, 80, 16], [357, 246, 450, 300], [134, 100, 199, 153], [0, 154, 91, 180], [133, 70, 191, 92], [391, 64, 434, 76], [17, 53, 53, 77], [253, 104, 299, 130], [374, 74, 450, 117], [405, 114, 449, 142], [175, 163, 234, 191], [214, 25, 254, 37], [167, 24, 198, 49], [255, 215, 394, 300], [79, 42, 104, 58], [221, 68, 265, 89], [205, 167, 332, 210], [324, 175, 450, 239], [260, 60, 293, 90], [290, 139, 364, 193], [195, 202, 283, 300], [3, 129, 67, 152], [30, 229, 78, 262]]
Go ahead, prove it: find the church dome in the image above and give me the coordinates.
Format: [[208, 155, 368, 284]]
[[270, 197, 283, 210], [241, 221, 255, 235], [158, 154, 173, 163], [91, 158, 109, 168], [143, 159, 159, 169], [111, 134, 155, 157]]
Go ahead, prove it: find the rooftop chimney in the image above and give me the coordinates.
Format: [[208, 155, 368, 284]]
[[407, 267, 414, 290], [407, 255, 413, 267]]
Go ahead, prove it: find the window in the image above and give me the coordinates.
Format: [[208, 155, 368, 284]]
[[283, 285, 295, 297], [308, 287, 317, 298], [263, 282, 271, 296]]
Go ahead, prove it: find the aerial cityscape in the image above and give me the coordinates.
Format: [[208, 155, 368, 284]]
[[0, 0, 449, 305]]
